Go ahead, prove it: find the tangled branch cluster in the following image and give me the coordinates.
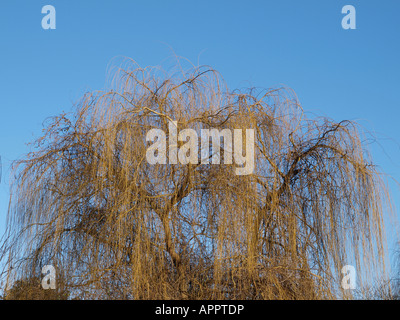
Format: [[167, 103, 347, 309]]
[[1, 59, 392, 299]]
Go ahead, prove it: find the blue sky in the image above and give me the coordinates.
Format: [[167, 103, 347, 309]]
[[0, 0, 399, 277]]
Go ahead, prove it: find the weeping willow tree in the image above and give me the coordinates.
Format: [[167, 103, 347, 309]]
[[1, 58, 393, 299]]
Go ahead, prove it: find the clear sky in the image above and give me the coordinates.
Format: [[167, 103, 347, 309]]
[[0, 0, 399, 278]]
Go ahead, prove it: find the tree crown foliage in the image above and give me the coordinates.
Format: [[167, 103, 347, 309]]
[[0, 58, 393, 299]]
